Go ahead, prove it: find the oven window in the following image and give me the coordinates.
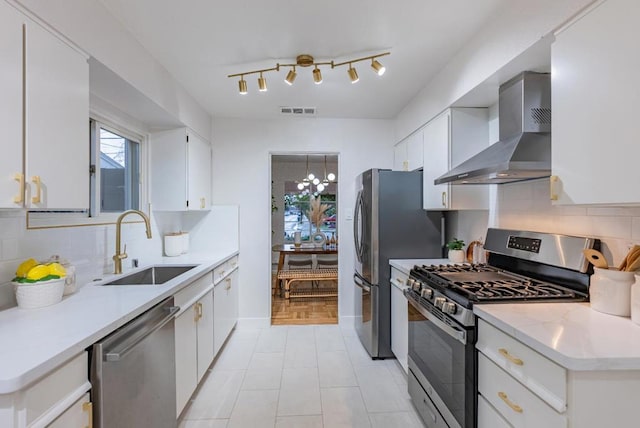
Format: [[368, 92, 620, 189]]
[[408, 301, 473, 428]]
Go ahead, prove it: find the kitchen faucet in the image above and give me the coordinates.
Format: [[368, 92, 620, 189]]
[[113, 210, 152, 274]]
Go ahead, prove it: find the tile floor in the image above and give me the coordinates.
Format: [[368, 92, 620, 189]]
[[178, 324, 424, 428]]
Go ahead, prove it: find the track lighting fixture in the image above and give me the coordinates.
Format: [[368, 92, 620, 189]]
[[258, 73, 267, 92], [228, 52, 389, 94]]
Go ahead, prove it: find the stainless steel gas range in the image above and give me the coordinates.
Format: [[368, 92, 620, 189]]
[[404, 228, 598, 428]]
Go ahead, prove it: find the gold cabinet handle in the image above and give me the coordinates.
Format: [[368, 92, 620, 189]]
[[403, 160, 409, 171], [13, 173, 24, 203], [31, 175, 42, 204], [441, 191, 447, 207], [550, 175, 559, 201], [200, 197, 205, 209], [225, 277, 232, 290], [498, 391, 523, 413], [82, 401, 93, 428], [198, 302, 203, 320], [194, 302, 203, 322], [499, 348, 524, 366], [396, 278, 405, 284]]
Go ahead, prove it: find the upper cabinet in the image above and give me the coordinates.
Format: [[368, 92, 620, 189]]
[[423, 108, 489, 210], [0, 3, 89, 209], [551, 0, 640, 205], [151, 128, 212, 211], [393, 131, 424, 171]]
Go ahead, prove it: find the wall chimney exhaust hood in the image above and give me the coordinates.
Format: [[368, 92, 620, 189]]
[[435, 72, 551, 185]]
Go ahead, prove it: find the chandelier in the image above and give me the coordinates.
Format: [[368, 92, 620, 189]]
[[228, 52, 390, 94], [297, 155, 336, 194]]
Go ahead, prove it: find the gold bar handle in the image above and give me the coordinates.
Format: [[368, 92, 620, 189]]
[[441, 191, 447, 207], [498, 391, 523, 413], [194, 302, 201, 322], [396, 278, 405, 284], [225, 277, 232, 290], [83, 401, 93, 428], [13, 173, 24, 204], [31, 175, 42, 204], [499, 348, 524, 365], [550, 175, 559, 201], [200, 197, 206, 209]]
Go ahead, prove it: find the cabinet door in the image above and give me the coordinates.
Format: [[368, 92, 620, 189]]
[[423, 112, 450, 209], [48, 393, 92, 428], [187, 131, 212, 210], [25, 20, 89, 209], [393, 140, 408, 171], [390, 282, 408, 373], [151, 128, 188, 210], [196, 290, 214, 381], [552, 0, 640, 205], [0, 3, 24, 208], [407, 130, 424, 171], [175, 307, 198, 415], [214, 275, 235, 356], [230, 269, 239, 327]]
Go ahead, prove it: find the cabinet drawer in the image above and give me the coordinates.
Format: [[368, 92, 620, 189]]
[[48, 392, 91, 428], [477, 319, 566, 411], [24, 352, 89, 426], [174, 271, 213, 309], [390, 267, 409, 289], [213, 256, 239, 284], [478, 353, 566, 428], [478, 394, 511, 428]]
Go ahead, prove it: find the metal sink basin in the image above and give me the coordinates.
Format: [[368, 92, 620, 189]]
[[102, 265, 198, 286]]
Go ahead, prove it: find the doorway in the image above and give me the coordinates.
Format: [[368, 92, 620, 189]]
[[270, 154, 339, 325]]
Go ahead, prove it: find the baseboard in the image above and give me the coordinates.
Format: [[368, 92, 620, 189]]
[[237, 317, 271, 329], [339, 315, 356, 329]]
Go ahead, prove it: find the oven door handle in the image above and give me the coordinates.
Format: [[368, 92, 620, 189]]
[[354, 274, 371, 292], [407, 296, 467, 345]]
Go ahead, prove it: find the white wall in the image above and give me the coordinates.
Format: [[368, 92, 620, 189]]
[[13, 0, 211, 138], [395, 0, 595, 141], [211, 117, 394, 326]]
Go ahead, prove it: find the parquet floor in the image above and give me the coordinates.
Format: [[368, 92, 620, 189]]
[[271, 274, 338, 325]]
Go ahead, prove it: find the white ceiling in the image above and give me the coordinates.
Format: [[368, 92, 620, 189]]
[[98, 0, 509, 120]]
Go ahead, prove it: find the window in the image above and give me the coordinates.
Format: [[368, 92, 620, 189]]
[[90, 120, 142, 216], [283, 190, 337, 242]]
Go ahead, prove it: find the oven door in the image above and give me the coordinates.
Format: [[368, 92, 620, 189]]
[[407, 296, 476, 428]]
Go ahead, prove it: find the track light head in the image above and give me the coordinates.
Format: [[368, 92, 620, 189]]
[[313, 67, 323, 84], [348, 65, 359, 83], [371, 59, 386, 76], [285, 68, 297, 85], [258, 73, 267, 92], [238, 78, 248, 94]]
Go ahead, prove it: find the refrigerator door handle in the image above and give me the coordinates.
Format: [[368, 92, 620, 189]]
[[354, 274, 371, 292], [353, 190, 364, 263]]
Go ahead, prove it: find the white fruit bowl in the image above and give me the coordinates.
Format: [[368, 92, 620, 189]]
[[12, 278, 65, 309]]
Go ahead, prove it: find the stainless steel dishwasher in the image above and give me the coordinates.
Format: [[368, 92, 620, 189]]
[[91, 296, 180, 428]]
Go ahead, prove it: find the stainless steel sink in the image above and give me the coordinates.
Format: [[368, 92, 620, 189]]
[[102, 265, 198, 286]]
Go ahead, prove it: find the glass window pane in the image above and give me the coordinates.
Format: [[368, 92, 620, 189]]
[[284, 187, 336, 242], [100, 128, 139, 212]]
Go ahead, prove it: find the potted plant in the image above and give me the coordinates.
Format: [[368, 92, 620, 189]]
[[446, 238, 466, 263]]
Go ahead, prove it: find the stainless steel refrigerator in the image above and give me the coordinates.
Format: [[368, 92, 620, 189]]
[[353, 169, 444, 358]]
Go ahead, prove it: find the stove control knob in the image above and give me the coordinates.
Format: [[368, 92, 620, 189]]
[[412, 281, 422, 292], [406, 278, 415, 288], [421, 288, 433, 299], [442, 302, 457, 315], [434, 297, 446, 309]]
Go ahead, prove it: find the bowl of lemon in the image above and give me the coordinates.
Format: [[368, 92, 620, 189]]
[[12, 258, 67, 309]]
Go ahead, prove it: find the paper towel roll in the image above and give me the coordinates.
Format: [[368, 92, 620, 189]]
[[164, 234, 182, 257]]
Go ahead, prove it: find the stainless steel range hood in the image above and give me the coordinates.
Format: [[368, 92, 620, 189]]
[[435, 71, 551, 185]]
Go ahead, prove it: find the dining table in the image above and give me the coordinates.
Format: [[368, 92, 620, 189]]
[[271, 243, 338, 276]]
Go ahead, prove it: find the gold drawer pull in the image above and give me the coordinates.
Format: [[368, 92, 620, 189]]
[[498, 391, 523, 413], [31, 175, 42, 204], [83, 401, 93, 428], [499, 348, 524, 365]]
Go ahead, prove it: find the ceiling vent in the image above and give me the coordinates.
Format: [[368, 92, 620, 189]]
[[280, 106, 316, 116]]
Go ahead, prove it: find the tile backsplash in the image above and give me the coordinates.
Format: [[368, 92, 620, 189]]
[[494, 178, 640, 266]]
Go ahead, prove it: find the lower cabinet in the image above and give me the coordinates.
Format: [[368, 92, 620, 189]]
[[390, 267, 409, 373], [214, 268, 239, 356], [48, 392, 92, 428]]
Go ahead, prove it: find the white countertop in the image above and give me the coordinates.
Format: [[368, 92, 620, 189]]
[[475, 302, 640, 371], [0, 249, 237, 394]]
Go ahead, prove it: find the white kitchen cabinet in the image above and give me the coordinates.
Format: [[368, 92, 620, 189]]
[[173, 273, 215, 415], [390, 267, 409, 373], [214, 267, 239, 356], [423, 108, 489, 210], [151, 128, 212, 211], [394, 130, 424, 171], [551, 0, 640, 205], [0, 5, 89, 210], [477, 317, 640, 428], [0, 2, 24, 208], [0, 352, 91, 427]]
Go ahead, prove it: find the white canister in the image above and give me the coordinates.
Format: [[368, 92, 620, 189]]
[[164, 234, 182, 257], [590, 267, 635, 317], [631, 274, 640, 325]]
